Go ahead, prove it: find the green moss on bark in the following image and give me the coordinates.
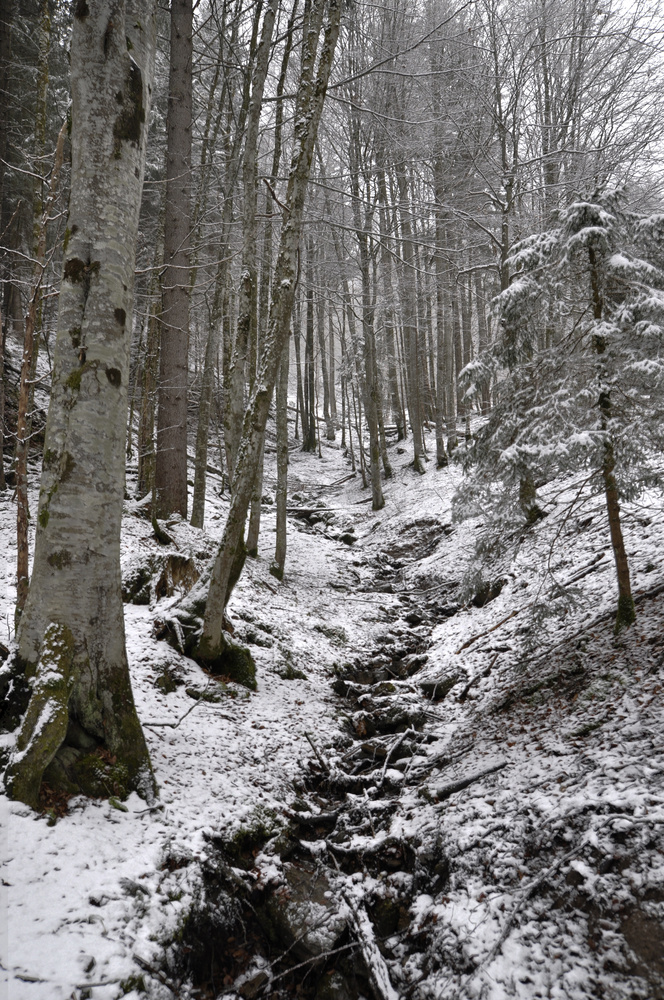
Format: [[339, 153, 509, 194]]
[[4, 623, 76, 809], [615, 593, 636, 633], [47, 550, 72, 569], [194, 633, 257, 690]]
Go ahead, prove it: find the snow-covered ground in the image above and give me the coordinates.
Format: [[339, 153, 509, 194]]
[[2, 427, 664, 999]]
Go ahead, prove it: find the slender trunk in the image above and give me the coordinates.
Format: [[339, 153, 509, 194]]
[[376, 156, 405, 440], [475, 269, 491, 414], [318, 282, 334, 440], [394, 161, 424, 471], [137, 304, 160, 499], [302, 245, 317, 451], [349, 135, 383, 510], [4, 0, 158, 808], [249, 2, 298, 548], [589, 244, 634, 630], [197, 0, 342, 659], [270, 335, 289, 579], [195, 67, 251, 522], [328, 305, 337, 425], [293, 293, 305, 439], [434, 227, 448, 467], [452, 284, 463, 426], [155, 0, 192, 518], [228, 1, 276, 497], [377, 393, 392, 479]]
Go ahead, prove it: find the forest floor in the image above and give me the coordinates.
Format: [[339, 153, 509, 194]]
[[1, 426, 664, 1000]]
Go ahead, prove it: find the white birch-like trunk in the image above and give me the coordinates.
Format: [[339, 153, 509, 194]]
[[2, 0, 157, 809]]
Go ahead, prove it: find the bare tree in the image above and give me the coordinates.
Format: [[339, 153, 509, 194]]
[[2, 0, 158, 809]]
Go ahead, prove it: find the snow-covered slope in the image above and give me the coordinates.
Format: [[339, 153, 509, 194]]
[[2, 432, 663, 999]]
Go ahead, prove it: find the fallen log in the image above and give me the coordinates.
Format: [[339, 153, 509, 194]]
[[432, 760, 508, 803]]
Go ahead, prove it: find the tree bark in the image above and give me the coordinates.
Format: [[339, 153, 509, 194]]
[[2, 0, 158, 809], [15, 123, 67, 626], [154, 0, 192, 519]]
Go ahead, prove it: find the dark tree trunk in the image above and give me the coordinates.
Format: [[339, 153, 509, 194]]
[[155, 0, 192, 518]]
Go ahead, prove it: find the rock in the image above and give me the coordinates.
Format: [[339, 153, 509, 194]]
[[154, 665, 183, 694], [339, 532, 356, 545], [352, 703, 425, 737], [403, 653, 428, 675], [260, 861, 347, 962], [119, 877, 149, 897], [419, 675, 462, 701], [123, 553, 199, 605], [472, 578, 506, 608], [237, 968, 270, 998]]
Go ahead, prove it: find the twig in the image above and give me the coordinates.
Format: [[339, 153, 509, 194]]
[[304, 731, 330, 773], [144, 679, 219, 729], [455, 610, 521, 653], [133, 954, 178, 995], [378, 727, 415, 788], [458, 653, 500, 703]]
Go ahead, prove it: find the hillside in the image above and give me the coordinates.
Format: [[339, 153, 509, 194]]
[[2, 432, 664, 1000]]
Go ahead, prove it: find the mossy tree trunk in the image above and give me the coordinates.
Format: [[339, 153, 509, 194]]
[[196, 0, 342, 666], [2, 0, 158, 809]]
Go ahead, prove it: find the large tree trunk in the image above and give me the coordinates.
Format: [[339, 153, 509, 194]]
[[196, 0, 342, 666], [154, 0, 192, 518], [2, 0, 158, 810]]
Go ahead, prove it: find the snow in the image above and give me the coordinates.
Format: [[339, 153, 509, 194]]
[[2, 423, 664, 998]]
